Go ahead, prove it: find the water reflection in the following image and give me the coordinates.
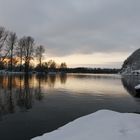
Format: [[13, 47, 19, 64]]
[[35, 75, 45, 101], [121, 75, 140, 97], [1, 74, 140, 118], [0, 74, 140, 140], [0, 74, 67, 117], [60, 74, 67, 84], [16, 75, 33, 110]]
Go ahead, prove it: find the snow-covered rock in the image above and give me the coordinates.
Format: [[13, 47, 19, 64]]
[[135, 84, 140, 90], [121, 48, 140, 75], [32, 110, 140, 140]]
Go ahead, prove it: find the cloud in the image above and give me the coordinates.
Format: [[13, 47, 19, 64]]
[[0, 0, 139, 56]]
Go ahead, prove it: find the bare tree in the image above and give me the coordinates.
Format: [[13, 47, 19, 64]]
[[0, 27, 8, 63], [60, 62, 67, 69], [23, 36, 34, 73], [36, 45, 45, 71], [17, 37, 25, 72], [0, 27, 8, 50], [6, 32, 17, 71], [48, 60, 57, 70]]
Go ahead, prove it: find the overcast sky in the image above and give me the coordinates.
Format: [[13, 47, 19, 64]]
[[0, 0, 139, 68]]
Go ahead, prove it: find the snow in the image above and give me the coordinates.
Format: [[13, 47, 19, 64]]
[[135, 84, 140, 90], [121, 68, 140, 75], [32, 110, 140, 140]]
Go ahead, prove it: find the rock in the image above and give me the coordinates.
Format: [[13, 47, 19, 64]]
[[121, 48, 140, 75]]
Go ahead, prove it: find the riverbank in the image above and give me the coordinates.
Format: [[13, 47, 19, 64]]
[[32, 110, 140, 140]]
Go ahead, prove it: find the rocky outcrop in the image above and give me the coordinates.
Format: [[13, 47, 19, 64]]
[[121, 49, 140, 74]]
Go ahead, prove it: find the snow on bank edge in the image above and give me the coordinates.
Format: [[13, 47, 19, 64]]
[[32, 110, 140, 140]]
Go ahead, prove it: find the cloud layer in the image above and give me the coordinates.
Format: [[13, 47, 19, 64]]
[[0, 0, 139, 57]]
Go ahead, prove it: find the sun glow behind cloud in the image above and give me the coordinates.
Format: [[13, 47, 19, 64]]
[[45, 52, 130, 68]]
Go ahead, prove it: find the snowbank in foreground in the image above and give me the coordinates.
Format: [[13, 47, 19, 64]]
[[32, 110, 140, 140]]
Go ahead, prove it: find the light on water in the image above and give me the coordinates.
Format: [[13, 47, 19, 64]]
[[0, 74, 140, 140]]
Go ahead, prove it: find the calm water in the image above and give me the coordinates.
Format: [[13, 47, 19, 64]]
[[0, 74, 140, 140]]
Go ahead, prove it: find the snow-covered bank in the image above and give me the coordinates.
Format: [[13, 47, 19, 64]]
[[32, 110, 140, 140]]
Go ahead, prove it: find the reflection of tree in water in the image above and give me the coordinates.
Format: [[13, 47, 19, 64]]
[[16, 75, 33, 111], [47, 74, 67, 87], [7, 76, 15, 113], [121, 75, 140, 97], [0, 74, 67, 119], [47, 75, 56, 87], [24, 75, 33, 109], [60, 74, 67, 84], [0, 75, 33, 117], [0, 75, 16, 118], [35, 75, 44, 100], [74, 74, 120, 80]]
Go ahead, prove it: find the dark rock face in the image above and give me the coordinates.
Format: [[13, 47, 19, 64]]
[[121, 49, 140, 74]]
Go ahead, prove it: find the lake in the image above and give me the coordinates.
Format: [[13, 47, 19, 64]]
[[0, 74, 140, 140]]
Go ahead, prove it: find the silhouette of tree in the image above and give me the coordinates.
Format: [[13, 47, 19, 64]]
[[0, 27, 7, 50], [42, 62, 48, 72], [0, 27, 9, 63], [22, 36, 34, 73], [16, 37, 25, 72], [36, 45, 45, 72], [60, 62, 67, 69], [6, 32, 17, 71], [48, 60, 56, 71]]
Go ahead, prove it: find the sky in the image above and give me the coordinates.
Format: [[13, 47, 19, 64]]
[[0, 0, 139, 68]]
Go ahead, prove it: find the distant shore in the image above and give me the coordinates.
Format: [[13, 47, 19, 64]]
[[0, 68, 120, 75]]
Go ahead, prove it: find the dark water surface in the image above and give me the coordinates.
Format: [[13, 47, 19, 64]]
[[0, 74, 140, 140]]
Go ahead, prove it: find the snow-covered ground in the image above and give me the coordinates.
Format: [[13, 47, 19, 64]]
[[32, 110, 140, 140]]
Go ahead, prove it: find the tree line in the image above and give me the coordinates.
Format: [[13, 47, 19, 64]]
[[0, 26, 67, 73], [0, 26, 119, 74]]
